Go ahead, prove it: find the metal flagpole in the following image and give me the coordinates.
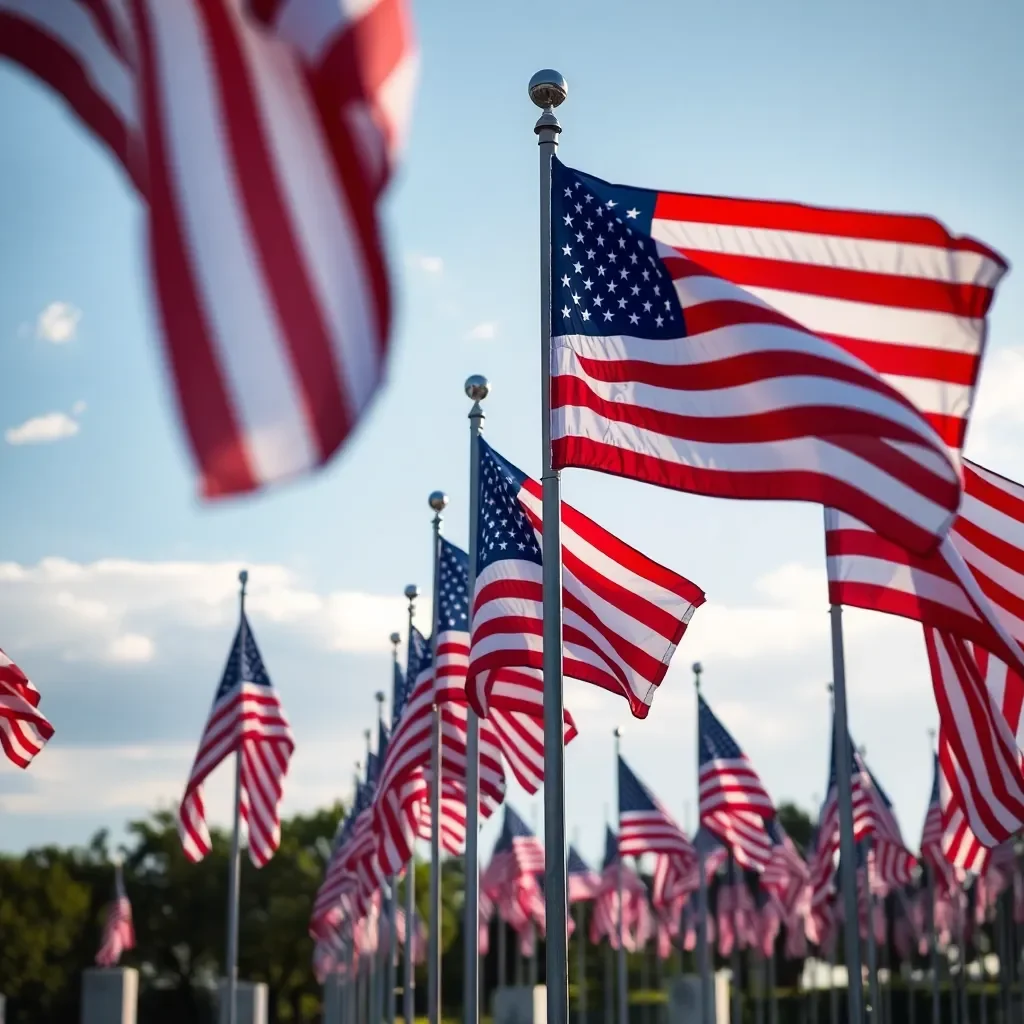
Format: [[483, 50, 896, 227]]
[[364, 726, 378, 1024], [402, 585, 419, 1024], [861, 844, 880, 1019], [730, 858, 741, 1024], [427, 491, 448, 1024], [769, 943, 778, 1024], [347, 928, 357, 1024], [384, 638, 400, 1024], [224, 569, 247, 1024], [498, 917, 507, 989], [693, 664, 714, 1024], [530, 67, 571, 1024], [823, 621, 865, 1024], [957, 882, 969, 1024], [613, 728, 628, 1024], [604, 945, 614, 1024], [464, 374, 489, 1024]]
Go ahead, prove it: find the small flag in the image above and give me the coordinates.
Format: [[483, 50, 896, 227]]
[[96, 859, 135, 967]]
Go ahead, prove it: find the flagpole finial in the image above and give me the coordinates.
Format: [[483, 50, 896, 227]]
[[376, 689, 386, 706], [529, 70, 567, 110], [404, 584, 419, 601], [428, 491, 448, 513], [692, 661, 703, 692], [465, 374, 490, 403], [613, 726, 622, 739], [389, 632, 401, 647], [239, 569, 248, 592]]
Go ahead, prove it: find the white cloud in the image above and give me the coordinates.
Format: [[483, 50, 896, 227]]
[[5, 412, 80, 445], [465, 321, 497, 341], [36, 301, 81, 343], [407, 254, 444, 275], [107, 634, 155, 663], [967, 346, 1024, 473], [71, 400, 87, 416]]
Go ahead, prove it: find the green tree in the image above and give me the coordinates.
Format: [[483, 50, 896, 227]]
[[776, 801, 814, 853]]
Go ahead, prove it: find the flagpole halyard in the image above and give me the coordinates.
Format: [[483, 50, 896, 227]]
[[825, 556, 866, 1024], [403, 584, 419, 1024], [464, 374, 489, 1024], [427, 491, 448, 1024], [224, 568, 247, 1024], [530, 66, 570, 1024]]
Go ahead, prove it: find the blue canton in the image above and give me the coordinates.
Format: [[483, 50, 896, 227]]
[[550, 157, 684, 340], [602, 826, 620, 869], [568, 845, 593, 876], [476, 439, 542, 575], [825, 724, 860, 792], [214, 611, 271, 703], [697, 695, 745, 765], [437, 538, 470, 631], [618, 755, 659, 813]]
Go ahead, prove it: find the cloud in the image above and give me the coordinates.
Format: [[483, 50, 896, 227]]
[[5, 412, 80, 445], [967, 346, 1024, 472], [407, 254, 444, 275], [36, 302, 81, 343], [71, 400, 87, 416], [108, 634, 155, 663], [465, 322, 497, 341]]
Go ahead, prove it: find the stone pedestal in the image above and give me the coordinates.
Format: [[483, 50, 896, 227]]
[[217, 981, 268, 1024], [665, 974, 730, 1024], [492, 984, 547, 1024], [81, 967, 138, 1024]]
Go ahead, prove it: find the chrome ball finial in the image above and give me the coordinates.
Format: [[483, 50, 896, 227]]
[[375, 690, 386, 704], [613, 726, 622, 739], [428, 491, 449, 512], [692, 661, 703, 676], [389, 632, 401, 647], [404, 584, 420, 601], [239, 569, 249, 587], [529, 70, 567, 109], [465, 374, 490, 402]]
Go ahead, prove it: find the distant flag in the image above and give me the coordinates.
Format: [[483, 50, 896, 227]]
[[0, 0, 417, 497], [547, 159, 1005, 555], [568, 846, 602, 904], [178, 611, 294, 867], [618, 755, 696, 870], [697, 693, 774, 870], [860, 760, 917, 886], [467, 438, 704, 721], [760, 819, 809, 921], [482, 804, 545, 892], [0, 648, 54, 769], [96, 859, 135, 967], [591, 827, 649, 951], [936, 725, 992, 875]]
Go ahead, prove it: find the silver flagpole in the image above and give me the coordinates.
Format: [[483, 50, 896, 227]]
[[224, 569, 247, 1024], [402, 585, 419, 1024], [427, 491, 448, 1024], [464, 374, 489, 1024], [730, 859, 741, 1024], [957, 881, 969, 1024], [769, 943, 778, 1024], [693, 664, 713, 1024], [823, 607, 865, 1024], [530, 68, 571, 1024], [364, 726, 378, 1024], [861, 843, 880, 1017], [498, 917, 507, 989], [384, 638, 400, 1024], [829, 942, 839, 1024], [614, 728, 628, 1024]]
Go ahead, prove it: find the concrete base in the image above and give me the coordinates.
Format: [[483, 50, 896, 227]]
[[666, 974, 730, 1024], [217, 981, 268, 1024], [81, 967, 138, 1024], [492, 984, 547, 1024]]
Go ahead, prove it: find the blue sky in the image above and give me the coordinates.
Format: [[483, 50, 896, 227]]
[[1, 0, 1023, 870]]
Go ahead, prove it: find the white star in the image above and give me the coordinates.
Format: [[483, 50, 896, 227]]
[[585, 194, 594, 203], [581, 309, 591, 322], [561, 274, 571, 287], [593, 294, 603, 307], [575, 231, 584, 243], [626, 207, 640, 219], [620, 268, 629, 280], [586, 248, 596, 260], [561, 306, 571, 318], [618, 297, 627, 309], [573, 261, 584, 274], [596, 235, 605, 247], [608, 253, 617, 264], [629, 253, 638, 265], [629, 312, 640, 325], [655, 315, 664, 327], [630, 284, 640, 296], [563, 213, 573, 226], [585, 219, 594, 230], [603, 309, 614, 321], [563, 187, 572, 197], [596, 265, 606, 277], [653, 285, 660, 296], [665, 299, 672, 310], [618, 238, 627, 250], [606, 199, 617, 208], [562, 244, 572, 256], [642, 269, 650, 281], [607, 281, 617, 293], [575, 202, 583, 213], [572, 292, 581, 305], [643, 300, 652, 312], [583, 277, 593, 290]]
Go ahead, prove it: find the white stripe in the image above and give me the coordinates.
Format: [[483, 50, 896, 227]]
[[824, 552, 976, 614], [1, 0, 137, 129], [651, 218, 1003, 287], [234, 19, 382, 417], [141, 0, 317, 483]]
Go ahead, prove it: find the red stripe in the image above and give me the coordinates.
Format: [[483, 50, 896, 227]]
[[653, 191, 1008, 263]]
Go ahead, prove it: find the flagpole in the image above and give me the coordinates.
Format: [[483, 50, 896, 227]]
[[530, 68, 570, 1024], [730, 857, 741, 1024], [224, 569, 247, 1024], [498, 917, 507, 989], [861, 842, 880, 1018], [613, 727, 628, 1024], [464, 374, 489, 1024], [576, 901, 587, 1024], [363, 725, 378, 1024], [693, 664, 713, 1024], [384, 637, 400, 1024], [403, 584, 419, 1024], [823, 593, 866, 1024], [427, 490, 448, 1024]]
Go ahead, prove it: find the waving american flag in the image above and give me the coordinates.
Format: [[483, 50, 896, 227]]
[[0, 649, 54, 769], [178, 610, 293, 867], [549, 158, 1006, 556], [618, 755, 695, 869], [467, 438, 704, 721], [96, 859, 135, 968], [0, 0, 415, 497]]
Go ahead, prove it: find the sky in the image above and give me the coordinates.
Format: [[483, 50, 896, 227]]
[[1, 0, 1023, 872]]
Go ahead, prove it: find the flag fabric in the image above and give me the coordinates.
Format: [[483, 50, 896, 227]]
[[96, 860, 135, 967], [0, 648, 54, 769], [618, 755, 696, 870], [468, 438, 704, 721], [860, 761, 917, 886], [482, 804, 544, 893], [547, 159, 1006, 556], [760, 819, 809, 920], [178, 611, 294, 867], [937, 724, 992, 875], [698, 693, 774, 870], [591, 828, 650, 951], [0, 0, 416, 498], [568, 845, 602, 904]]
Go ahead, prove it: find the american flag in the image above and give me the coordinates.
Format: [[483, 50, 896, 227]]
[[936, 723, 992, 875], [590, 827, 649, 951], [481, 804, 544, 893], [468, 438, 704, 721], [548, 159, 1005, 556], [698, 693, 774, 870], [618, 755, 696, 869], [0, 0, 415, 497], [0, 648, 54, 769], [918, 750, 962, 890], [178, 610, 293, 867], [95, 859, 135, 968], [860, 761, 917, 886], [760, 819, 809, 920], [568, 845, 601, 904]]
